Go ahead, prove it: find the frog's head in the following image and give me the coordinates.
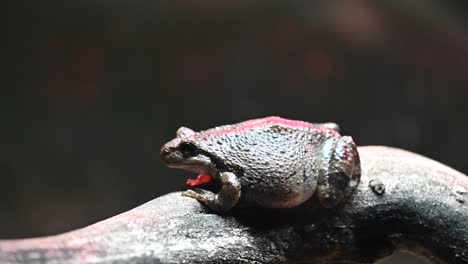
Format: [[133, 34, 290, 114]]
[[160, 126, 238, 182]]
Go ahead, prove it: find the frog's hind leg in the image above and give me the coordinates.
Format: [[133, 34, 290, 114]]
[[182, 172, 241, 213], [317, 136, 361, 208]]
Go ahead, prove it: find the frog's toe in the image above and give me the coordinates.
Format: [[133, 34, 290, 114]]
[[182, 189, 214, 203]]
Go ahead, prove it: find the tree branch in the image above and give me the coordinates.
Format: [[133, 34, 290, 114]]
[[1, 146, 467, 263]]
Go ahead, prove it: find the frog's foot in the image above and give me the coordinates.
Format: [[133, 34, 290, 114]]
[[182, 172, 241, 213], [182, 188, 213, 203]]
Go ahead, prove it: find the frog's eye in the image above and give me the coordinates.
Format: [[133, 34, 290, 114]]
[[180, 142, 199, 157]]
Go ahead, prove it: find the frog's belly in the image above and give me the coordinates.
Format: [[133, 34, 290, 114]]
[[240, 175, 317, 208]]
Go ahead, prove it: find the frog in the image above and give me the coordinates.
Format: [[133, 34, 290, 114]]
[[160, 116, 361, 213]]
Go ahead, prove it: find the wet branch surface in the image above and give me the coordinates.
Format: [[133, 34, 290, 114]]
[[1, 146, 467, 263]]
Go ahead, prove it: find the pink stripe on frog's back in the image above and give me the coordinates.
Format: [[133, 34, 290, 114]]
[[196, 116, 338, 137]]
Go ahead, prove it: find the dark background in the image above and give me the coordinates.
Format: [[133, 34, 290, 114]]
[[3, 0, 468, 250]]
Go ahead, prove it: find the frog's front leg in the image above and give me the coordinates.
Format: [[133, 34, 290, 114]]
[[182, 172, 241, 213], [317, 136, 361, 208]]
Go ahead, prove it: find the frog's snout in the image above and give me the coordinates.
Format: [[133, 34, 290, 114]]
[[160, 137, 183, 160], [160, 146, 172, 164], [160, 141, 180, 165], [160, 146, 171, 156]]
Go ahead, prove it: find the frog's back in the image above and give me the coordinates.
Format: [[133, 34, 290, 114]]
[[199, 116, 338, 137]]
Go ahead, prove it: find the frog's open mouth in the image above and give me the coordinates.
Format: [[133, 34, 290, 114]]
[[169, 163, 222, 189], [183, 172, 223, 193], [186, 174, 212, 187], [160, 145, 230, 190]]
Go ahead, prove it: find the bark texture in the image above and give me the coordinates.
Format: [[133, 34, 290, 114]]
[[1, 146, 467, 263]]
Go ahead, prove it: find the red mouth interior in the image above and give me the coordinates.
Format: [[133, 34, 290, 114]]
[[186, 174, 212, 187]]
